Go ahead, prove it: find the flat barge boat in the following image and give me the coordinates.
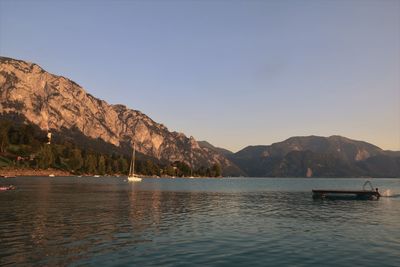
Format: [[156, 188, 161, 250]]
[[312, 181, 381, 200]]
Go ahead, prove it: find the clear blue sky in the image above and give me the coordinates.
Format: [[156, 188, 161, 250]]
[[1, 0, 399, 151]]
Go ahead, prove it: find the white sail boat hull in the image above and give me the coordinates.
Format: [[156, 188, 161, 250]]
[[128, 143, 142, 182], [128, 176, 142, 182]]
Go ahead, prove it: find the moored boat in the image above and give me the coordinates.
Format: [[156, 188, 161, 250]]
[[0, 185, 16, 191], [127, 144, 142, 182], [0, 175, 16, 178], [312, 181, 380, 200]]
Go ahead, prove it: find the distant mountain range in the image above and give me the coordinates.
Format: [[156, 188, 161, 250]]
[[228, 136, 400, 177], [1, 56, 399, 177]]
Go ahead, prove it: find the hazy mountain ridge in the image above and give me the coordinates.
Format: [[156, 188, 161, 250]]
[[0, 56, 241, 175], [229, 135, 400, 177]]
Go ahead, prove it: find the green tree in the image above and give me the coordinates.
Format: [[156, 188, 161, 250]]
[[206, 167, 212, 177], [165, 165, 175, 176], [112, 159, 120, 173], [136, 160, 144, 174], [144, 160, 159, 176], [98, 155, 106, 175], [8, 126, 22, 144], [118, 157, 128, 174], [68, 149, 83, 171], [0, 121, 11, 153], [212, 163, 221, 177], [176, 161, 191, 177], [106, 156, 113, 174], [20, 124, 35, 144], [37, 144, 54, 169], [84, 154, 97, 174], [63, 146, 72, 158]]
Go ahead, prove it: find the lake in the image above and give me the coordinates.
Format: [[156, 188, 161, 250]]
[[1, 177, 399, 266]]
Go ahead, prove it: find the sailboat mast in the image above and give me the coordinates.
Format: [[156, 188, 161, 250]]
[[190, 157, 193, 177], [190, 145, 193, 177], [129, 144, 135, 176], [128, 151, 132, 176], [132, 144, 135, 176]]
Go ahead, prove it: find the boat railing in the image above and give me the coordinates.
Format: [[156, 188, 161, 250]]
[[363, 180, 374, 191]]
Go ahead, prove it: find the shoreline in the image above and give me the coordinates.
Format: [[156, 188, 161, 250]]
[[1, 168, 386, 178], [0, 168, 216, 178], [0, 168, 72, 177]]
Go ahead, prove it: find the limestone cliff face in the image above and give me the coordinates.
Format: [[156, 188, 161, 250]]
[[0, 56, 240, 174]]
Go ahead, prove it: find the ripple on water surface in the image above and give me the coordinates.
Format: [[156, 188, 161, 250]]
[[0, 177, 399, 266]]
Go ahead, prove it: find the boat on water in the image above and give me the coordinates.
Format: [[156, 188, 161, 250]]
[[127, 144, 142, 182], [0, 175, 16, 178], [312, 181, 381, 200], [0, 185, 16, 191]]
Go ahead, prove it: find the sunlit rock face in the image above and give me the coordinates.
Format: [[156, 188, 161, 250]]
[[355, 149, 370, 161], [0, 56, 242, 175]]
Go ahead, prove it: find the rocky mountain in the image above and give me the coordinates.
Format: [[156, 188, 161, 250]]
[[198, 141, 233, 157], [1, 56, 398, 178], [0, 56, 242, 176], [228, 136, 400, 177]]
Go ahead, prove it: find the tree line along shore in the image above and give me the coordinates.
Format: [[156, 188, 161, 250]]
[[0, 120, 222, 177]]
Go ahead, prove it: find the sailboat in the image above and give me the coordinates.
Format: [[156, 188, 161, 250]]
[[128, 144, 142, 182]]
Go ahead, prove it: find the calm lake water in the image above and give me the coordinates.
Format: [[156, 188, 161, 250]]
[[1, 177, 399, 266]]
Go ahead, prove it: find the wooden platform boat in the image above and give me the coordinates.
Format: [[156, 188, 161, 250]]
[[312, 181, 380, 200]]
